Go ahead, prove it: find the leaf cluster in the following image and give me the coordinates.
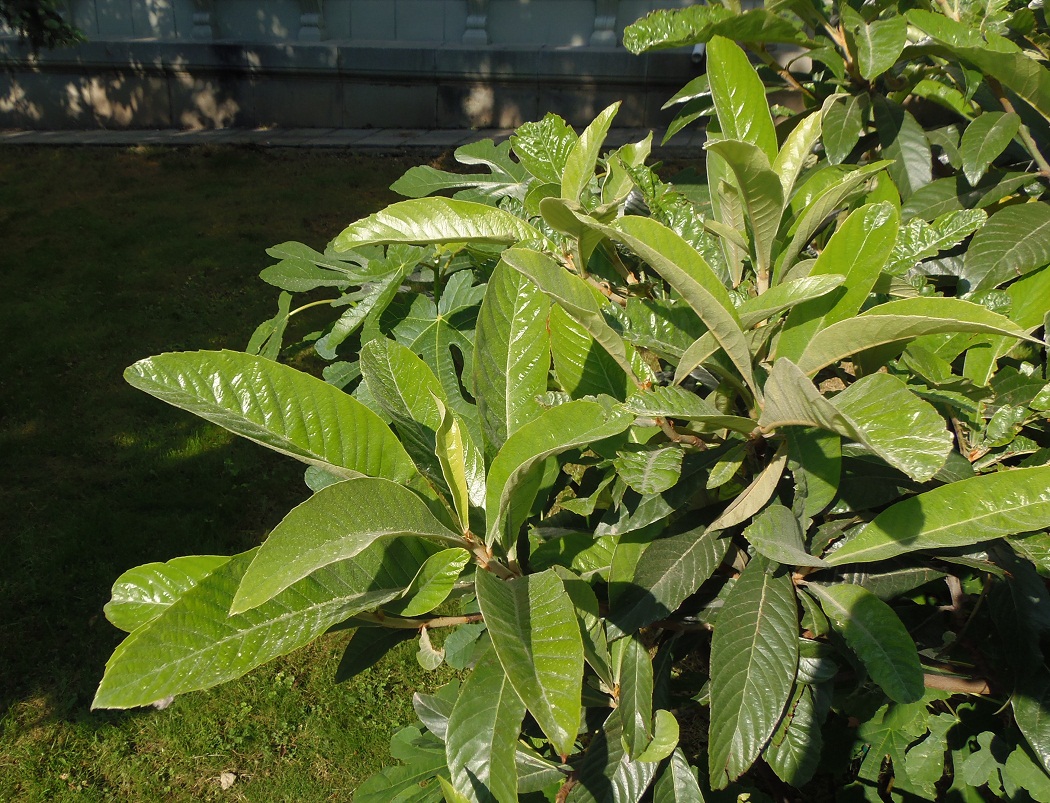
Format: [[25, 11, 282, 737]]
[[93, 8, 1050, 802]]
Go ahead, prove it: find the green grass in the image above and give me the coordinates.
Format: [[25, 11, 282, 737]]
[[0, 145, 458, 801]]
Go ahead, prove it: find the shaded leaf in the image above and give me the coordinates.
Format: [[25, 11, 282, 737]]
[[962, 202, 1050, 293], [335, 626, 414, 682], [232, 478, 461, 614], [826, 466, 1050, 564], [743, 505, 827, 568], [806, 583, 923, 702], [401, 548, 472, 617], [961, 112, 1021, 186]]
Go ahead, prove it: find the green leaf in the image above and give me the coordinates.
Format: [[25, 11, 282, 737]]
[[785, 428, 841, 519], [614, 446, 684, 496], [439, 776, 473, 803], [826, 466, 1050, 565], [773, 112, 822, 198], [705, 139, 785, 286], [763, 684, 822, 787], [231, 477, 462, 614], [625, 386, 755, 434], [776, 162, 893, 281], [315, 269, 404, 360], [562, 103, 620, 203], [908, 10, 1050, 124], [568, 708, 660, 803], [104, 555, 231, 633], [247, 291, 292, 360], [708, 559, 799, 788], [795, 296, 1034, 375], [873, 96, 931, 199], [502, 246, 637, 384], [844, 8, 907, 81], [93, 540, 435, 709], [962, 202, 1050, 293], [823, 95, 866, 165], [635, 710, 679, 763], [612, 527, 730, 635], [417, 625, 446, 670], [961, 112, 1021, 186], [707, 35, 778, 163], [401, 548, 472, 617], [433, 395, 472, 531], [761, 359, 951, 482], [473, 259, 550, 455], [357, 728, 449, 803], [550, 305, 629, 400], [622, 4, 733, 53], [653, 748, 705, 802], [887, 209, 987, 275], [486, 399, 632, 548], [511, 113, 579, 185], [125, 350, 424, 487], [333, 199, 539, 250], [777, 203, 899, 364], [736, 276, 846, 329], [335, 626, 414, 682], [617, 633, 656, 759], [391, 140, 526, 201], [475, 569, 583, 758], [446, 645, 526, 803], [743, 505, 827, 568], [805, 583, 923, 703], [708, 444, 789, 531], [582, 214, 756, 395]]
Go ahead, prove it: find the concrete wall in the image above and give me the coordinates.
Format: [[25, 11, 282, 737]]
[[0, 0, 703, 130]]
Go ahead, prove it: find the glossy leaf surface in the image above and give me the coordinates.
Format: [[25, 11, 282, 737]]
[[475, 569, 583, 758]]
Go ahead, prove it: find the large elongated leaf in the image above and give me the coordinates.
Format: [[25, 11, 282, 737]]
[[806, 583, 923, 702], [231, 478, 462, 614], [777, 203, 898, 364], [125, 350, 423, 487], [618, 634, 656, 759], [735, 275, 846, 329], [844, 8, 907, 81], [773, 112, 822, 199], [743, 505, 827, 568], [104, 555, 231, 633], [708, 444, 788, 531], [550, 305, 629, 400], [708, 560, 799, 788], [873, 96, 931, 199], [625, 385, 756, 434], [574, 214, 756, 395], [908, 10, 1050, 124], [961, 202, 1050, 293], [474, 260, 550, 455], [823, 95, 866, 165], [776, 162, 893, 280], [93, 540, 435, 709], [961, 112, 1020, 187], [502, 247, 637, 383], [761, 358, 951, 482], [486, 400, 632, 548], [446, 645, 526, 803], [707, 35, 778, 162], [795, 296, 1035, 375], [611, 527, 730, 635], [653, 748, 705, 802], [763, 684, 822, 788], [705, 139, 785, 286], [568, 708, 660, 803], [475, 569, 583, 758], [332, 199, 539, 250], [826, 466, 1050, 565], [562, 103, 620, 203]]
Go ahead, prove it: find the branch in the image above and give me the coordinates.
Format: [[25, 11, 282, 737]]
[[350, 612, 484, 630], [923, 672, 991, 695]]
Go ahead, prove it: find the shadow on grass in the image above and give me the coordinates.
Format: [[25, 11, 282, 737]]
[[0, 145, 419, 727]]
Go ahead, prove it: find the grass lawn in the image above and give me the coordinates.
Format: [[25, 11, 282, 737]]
[[0, 145, 458, 802]]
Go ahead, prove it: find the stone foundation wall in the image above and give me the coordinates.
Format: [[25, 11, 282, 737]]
[[0, 0, 703, 130]]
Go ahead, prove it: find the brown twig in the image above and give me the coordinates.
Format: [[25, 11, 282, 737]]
[[923, 672, 991, 695], [351, 612, 484, 631]]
